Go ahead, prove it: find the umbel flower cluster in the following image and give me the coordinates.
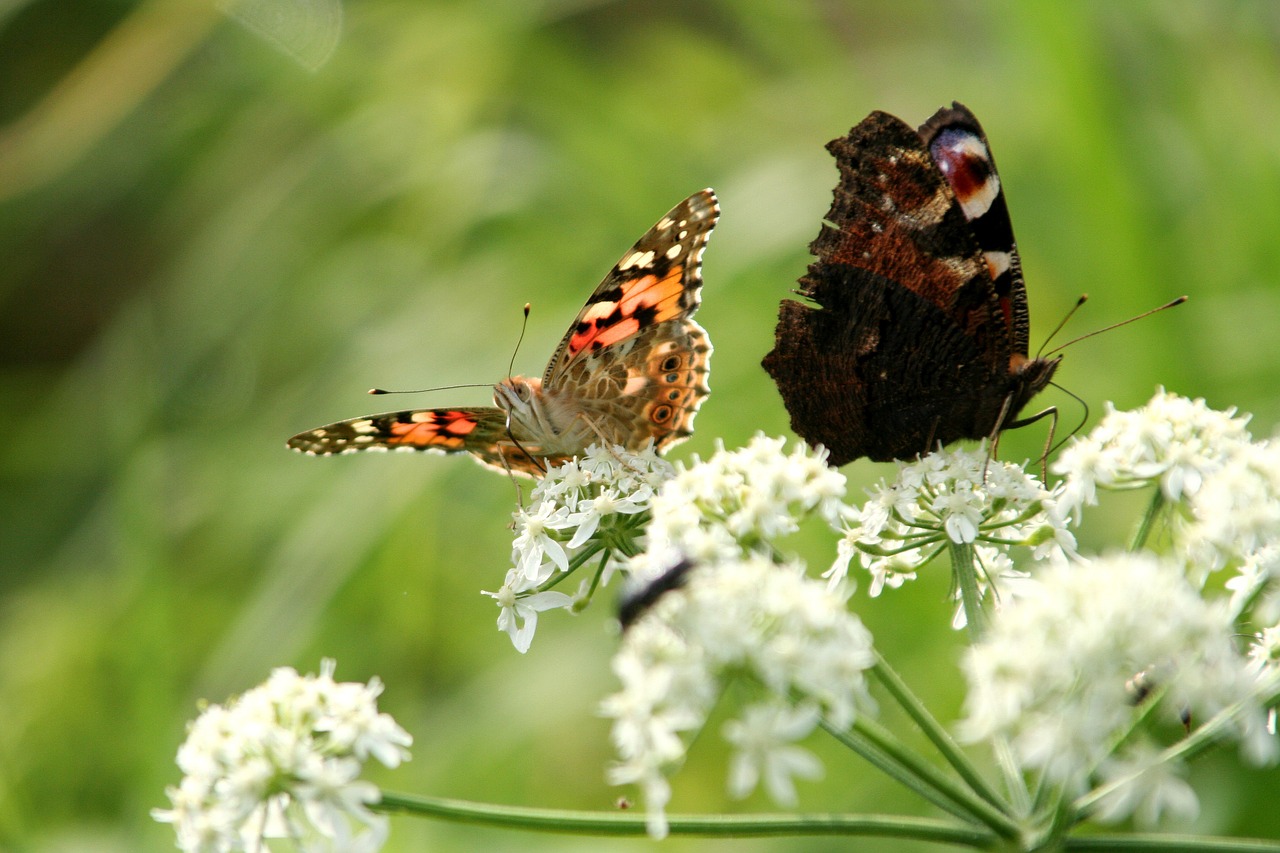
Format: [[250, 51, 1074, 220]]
[[154, 661, 412, 853], [158, 390, 1280, 852]]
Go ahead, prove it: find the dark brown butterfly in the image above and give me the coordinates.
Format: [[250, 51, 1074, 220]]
[[763, 103, 1059, 465]]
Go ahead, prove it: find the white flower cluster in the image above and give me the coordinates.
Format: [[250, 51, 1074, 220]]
[[1176, 440, 1280, 577], [960, 554, 1273, 824], [602, 555, 875, 839], [488, 443, 675, 652], [633, 434, 847, 581], [829, 445, 1074, 605], [1053, 388, 1280, 619], [1052, 387, 1253, 516], [153, 660, 412, 853]]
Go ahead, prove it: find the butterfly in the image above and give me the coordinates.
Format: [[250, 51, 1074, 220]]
[[762, 103, 1059, 465], [288, 189, 718, 476]]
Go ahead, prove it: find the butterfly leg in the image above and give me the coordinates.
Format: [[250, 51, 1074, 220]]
[[575, 411, 632, 465], [1002, 405, 1059, 481]]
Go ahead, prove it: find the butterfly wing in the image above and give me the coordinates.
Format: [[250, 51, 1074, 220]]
[[286, 407, 554, 476], [288, 191, 719, 476], [539, 189, 718, 452], [763, 104, 1055, 465]]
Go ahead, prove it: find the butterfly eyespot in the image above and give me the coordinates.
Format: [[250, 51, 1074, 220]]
[[665, 372, 679, 383], [651, 405, 673, 424], [667, 390, 680, 401], [661, 355, 681, 371]]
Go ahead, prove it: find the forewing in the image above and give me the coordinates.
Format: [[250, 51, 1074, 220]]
[[763, 104, 1031, 464], [543, 189, 719, 387], [810, 109, 1009, 366], [917, 102, 1029, 355]]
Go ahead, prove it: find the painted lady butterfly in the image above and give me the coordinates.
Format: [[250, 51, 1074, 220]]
[[288, 189, 719, 476]]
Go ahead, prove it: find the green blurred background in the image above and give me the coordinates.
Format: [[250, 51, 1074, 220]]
[[2, 1, 1279, 850]]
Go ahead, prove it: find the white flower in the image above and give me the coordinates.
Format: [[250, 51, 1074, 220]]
[[636, 435, 847, 583], [829, 445, 1073, 606], [1174, 440, 1280, 577], [724, 701, 823, 805], [153, 660, 412, 853], [602, 555, 874, 836], [511, 500, 573, 582], [1052, 388, 1252, 517], [960, 554, 1271, 799], [484, 569, 574, 654], [1226, 546, 1280, 624], [497, 444, 674, 650]]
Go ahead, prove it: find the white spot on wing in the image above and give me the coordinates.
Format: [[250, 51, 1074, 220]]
[[959, 172, 1000, 220], [623, 373, 648, 395], [984, 250, 1011, 279], [619, 250, 656, 270]]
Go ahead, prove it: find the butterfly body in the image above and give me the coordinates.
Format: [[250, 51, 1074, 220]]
[[763, 104, 1058, 465], [289, 190, 718, 476]]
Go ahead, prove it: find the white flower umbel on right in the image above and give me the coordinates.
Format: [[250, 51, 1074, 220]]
[[601, 555, 875, 839], [1175, 439, 1280, 578], [829, 445, 1074, 605], [1052, 388, 1253, 517], [960, 554, 1272, 820], [153, 660, 412, 853]]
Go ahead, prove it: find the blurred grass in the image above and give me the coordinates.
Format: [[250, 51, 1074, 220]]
[[1, 1, 1279, 850]]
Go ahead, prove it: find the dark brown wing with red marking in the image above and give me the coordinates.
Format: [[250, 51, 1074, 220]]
[[918, 103, 1030, 357], [762, 103, 1057, 465]]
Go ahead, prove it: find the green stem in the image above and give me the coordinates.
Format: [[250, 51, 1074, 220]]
[[374, 792, 997, 845], [991, 736, 1032, 816], [825, 717, 1022, 840], [950, 540, 987, 642], [1074, 691, 1271, 820], [373, 792, 1280, 849], [821, 720, 977, 825], [1130, 489, 1165, 552], [1064, 835, 1280, 852], [871, 656, 1012, 814]]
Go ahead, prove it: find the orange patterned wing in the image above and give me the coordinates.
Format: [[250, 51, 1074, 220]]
[[286, 407, 555, 475], [540, 189, 719, 451], [544, 189, 718, 384]]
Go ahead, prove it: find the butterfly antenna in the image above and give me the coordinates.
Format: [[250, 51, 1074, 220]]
[[368, 383, 491, 395], [1042, 296, 1187, 359], [508, 303, 532, 380], [1035, 294, 1089, 358]]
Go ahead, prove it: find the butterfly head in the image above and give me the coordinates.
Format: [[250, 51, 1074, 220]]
[[494, 375, 542, 420], [1006, 353, 1061, 424]]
